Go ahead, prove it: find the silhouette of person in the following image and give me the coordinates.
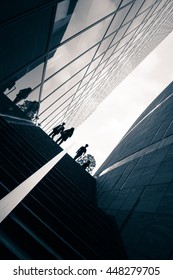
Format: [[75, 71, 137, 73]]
[[56, 127, 74, 145], [81, 160, 91, 170], [49, 122, 65, 139], [13, 87, 32, 104], [74, 144, 89, 160]]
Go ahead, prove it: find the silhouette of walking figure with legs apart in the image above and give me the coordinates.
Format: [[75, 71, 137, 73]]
[[56, 127, 74, 145], [74, 144, 89, 160], [49, 122, 65, 139]]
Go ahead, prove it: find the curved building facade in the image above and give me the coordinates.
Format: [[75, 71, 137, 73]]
[[95, 81, 173, 259]]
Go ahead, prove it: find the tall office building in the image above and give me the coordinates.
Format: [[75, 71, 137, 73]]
[[0, 0, 173, 131], [95, 81, 173, 259]]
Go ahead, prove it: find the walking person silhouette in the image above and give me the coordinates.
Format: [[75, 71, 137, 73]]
[[56, 127, 75, 145], [49, 122, 65, 139], [74, 144, 89, 160]]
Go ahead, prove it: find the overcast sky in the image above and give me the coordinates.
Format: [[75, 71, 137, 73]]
[[60, 31, 173, 172]]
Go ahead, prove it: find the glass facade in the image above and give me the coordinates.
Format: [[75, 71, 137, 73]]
[[0, 0, 173, 133]]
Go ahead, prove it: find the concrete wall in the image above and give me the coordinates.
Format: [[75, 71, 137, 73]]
[[96, 81, 173, 259]]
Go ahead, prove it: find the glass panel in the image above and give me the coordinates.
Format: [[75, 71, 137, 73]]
[[45, 45, 97, 79], [69, 96, 81, 108], [65, 100, 79, 114], [95, 33, 115, 58], [41, 93, 73, 121], [114, 28, 137, 50], [110, 22, 131, 46], [132, 20, 146, 36], [85, 74, 100, 89], [40, 82, 80, 115], [123, 0, 145, 25], [55, 0, 70, 21], [72, 86, 85, 100], [73, 97, 89, 112], [99, 59, 117, 77], [86, 55, 104, 74], [152, 0, 169, 15], [79, 72, 94, 89], [102, 46, 115, 62], [62, 0, 122, 41], [132, 31, 144, 44], [16, 87, 40, 121], [138, 0, 158, 15], [4, 61, 44, 103], [106, 4, 132, 36], [42, 66, 87, 101], [2, 60, 44, 119], [46, 16, 113, 76], [43, 106, 67, 131], [49, 1, 84, 50], [120, 0, 134, 8], [93, 61, 107, 77], [107, 51, 122, 66], [142, 9, 161, 30], [41, 98, 73, 131], [65, 98, 82, 118], [87, 74, 106, 89], [142, 3, 158, 22], [125, 10, 149, 34], [90, 78, 103, 91]]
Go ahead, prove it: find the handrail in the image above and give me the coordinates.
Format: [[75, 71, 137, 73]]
[[0, 150, 66, 223]]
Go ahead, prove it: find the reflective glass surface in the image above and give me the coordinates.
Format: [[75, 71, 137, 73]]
[[46, 16, 113, 76], [110, 23, 131, 47], [113, 28, 137, 51], [5, 61, 44, 103], [106, 4, 132, 36], [62, 0, 122, 41], [153, 0, 169, 15], [79, 72, 94, 89], [2, 60, 44, 120], [95, 33, 115, 58], [85, 74, 100, 89], [123, 0, 145, 25], [120, 0, 134, 7], [41, 94, 73, 121], [43, 106, 67, 131], [86, 55, 104, 74], [45, 45, 98, 79], [54, 0, 70, 21], [72, 87, 85, 100], [102, 46, 115, 62], [142, 6, 157, 23], [42, 66, 87, 102], [138, 0, 157, 14], [39, 84, 79, 127], [2, 0, 172, 131], [107, 49, 123, 65], [125, 10, 148, 34]]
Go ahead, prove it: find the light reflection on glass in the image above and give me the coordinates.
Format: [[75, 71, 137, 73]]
[[106, 4, 132, 36], [62, 0, 122, 41]]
